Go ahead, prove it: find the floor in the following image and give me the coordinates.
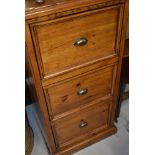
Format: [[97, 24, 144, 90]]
[[26, 99, 129, 155]]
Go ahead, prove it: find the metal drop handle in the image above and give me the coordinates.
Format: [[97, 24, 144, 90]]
[[79, 120, 88, 128], [77, 88, 88, 96], [74, 37, 88, 46]]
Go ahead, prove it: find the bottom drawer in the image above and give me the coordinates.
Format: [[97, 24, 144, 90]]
[[52, 99, 112, 147]]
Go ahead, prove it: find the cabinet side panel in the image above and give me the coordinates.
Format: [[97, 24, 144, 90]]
[[111, 0, 129, 125], [26, 23, 56, 153]]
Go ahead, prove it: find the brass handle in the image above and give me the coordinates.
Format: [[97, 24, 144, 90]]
[[77, 88, 88, 96], [35, 0, 44, 3], [79, 120, 88, 128], [74, 37, 88, 46]]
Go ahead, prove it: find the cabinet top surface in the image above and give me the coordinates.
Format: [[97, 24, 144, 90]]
[[25, 0, 125, 20]]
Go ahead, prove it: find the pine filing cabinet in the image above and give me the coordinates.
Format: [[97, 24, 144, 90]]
[[25, 0, 129, 154]]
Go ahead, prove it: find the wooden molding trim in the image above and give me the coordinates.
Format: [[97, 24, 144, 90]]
[[26, 0, 125, 21]]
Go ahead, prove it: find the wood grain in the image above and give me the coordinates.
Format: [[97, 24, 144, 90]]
[[31, 5, 123, 79], [55, 126, 117, 155], [41, 56, 119, 86], [26, 0, 125, 20], [52, 99, 112, 147], [25, 0, 128, 154], [110, 0, 129, 126], [44, 64, 116, 116], [26, 23, 56, 154]]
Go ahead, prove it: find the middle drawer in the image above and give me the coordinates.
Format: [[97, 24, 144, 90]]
[[44, 64, 117, 116]]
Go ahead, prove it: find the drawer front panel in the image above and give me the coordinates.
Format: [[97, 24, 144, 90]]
[[44, 64, 117, 116], [53, 100, 111, 146], [31, 5, 123, 78]]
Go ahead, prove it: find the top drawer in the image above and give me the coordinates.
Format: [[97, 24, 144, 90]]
[[31, 5, 123, 79]]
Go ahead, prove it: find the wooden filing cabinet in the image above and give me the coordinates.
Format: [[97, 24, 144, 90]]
[[25, 0, 129, 154]]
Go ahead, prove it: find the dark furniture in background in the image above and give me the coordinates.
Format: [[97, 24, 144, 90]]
[[25, 82, 34, 155], [25, 114, 34, 155]]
